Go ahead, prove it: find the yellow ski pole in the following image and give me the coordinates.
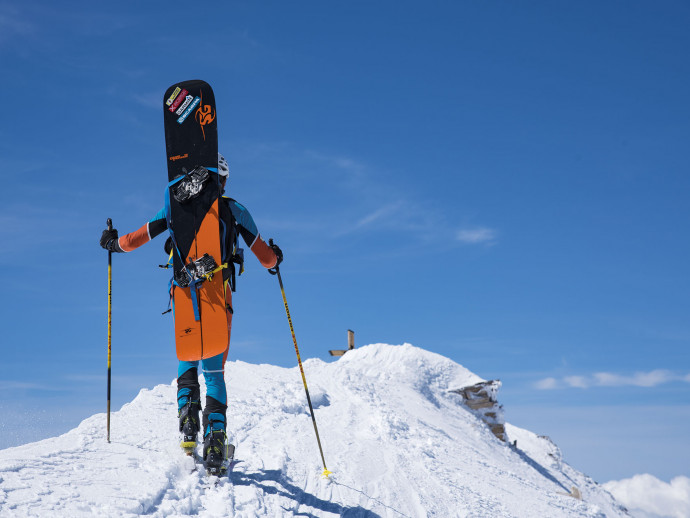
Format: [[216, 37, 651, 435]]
[[269, 247, 331, 478], [106, 218, 113, 443]]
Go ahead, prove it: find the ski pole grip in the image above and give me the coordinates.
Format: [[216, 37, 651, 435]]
[[268, 238, 279, 275], [107, 218, 113, 231]]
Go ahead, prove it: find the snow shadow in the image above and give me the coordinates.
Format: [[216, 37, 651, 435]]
[[512, 447, 570, 492], [231, 468, 381, 517], [331, 479, 414, 518]]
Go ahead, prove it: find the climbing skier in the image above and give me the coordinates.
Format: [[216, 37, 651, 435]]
[[99, 154, 282, 473]]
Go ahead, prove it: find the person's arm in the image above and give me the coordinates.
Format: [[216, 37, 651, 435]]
[[227, 199, 281, 269], [99, 208, 167, 253]]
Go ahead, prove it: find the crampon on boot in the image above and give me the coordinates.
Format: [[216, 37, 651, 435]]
[[178, 396, 201, 455], [203, 414, 228, 475]]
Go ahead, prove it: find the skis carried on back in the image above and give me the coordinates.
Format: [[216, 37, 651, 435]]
[[163, 79, 228, 363]]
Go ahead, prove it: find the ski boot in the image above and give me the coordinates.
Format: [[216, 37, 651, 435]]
[[203, 414, 229, 476], [178, 397, 201, 455]]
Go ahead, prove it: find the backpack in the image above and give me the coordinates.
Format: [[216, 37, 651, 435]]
[[162, 172, 244, 293]]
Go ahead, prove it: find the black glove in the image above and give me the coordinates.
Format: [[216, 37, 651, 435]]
[[270, 241, 283, 267], [100, 228, 124, 253]]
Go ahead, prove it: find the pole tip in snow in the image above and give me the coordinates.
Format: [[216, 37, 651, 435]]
[[321, 469, 333, 479]]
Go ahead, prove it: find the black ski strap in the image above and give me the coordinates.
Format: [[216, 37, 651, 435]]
[[226, 249, 244, 292]]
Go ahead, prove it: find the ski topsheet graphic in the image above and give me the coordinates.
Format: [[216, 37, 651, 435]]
[[164, 80, 218, 182], [163, 80, 228, 361]]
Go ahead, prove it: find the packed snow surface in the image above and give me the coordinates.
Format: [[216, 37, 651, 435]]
[[0, 343, 627, 517]]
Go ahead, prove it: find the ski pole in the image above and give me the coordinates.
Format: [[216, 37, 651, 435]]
[[269, 251, 331, 478], [106, 217, 113, 443]]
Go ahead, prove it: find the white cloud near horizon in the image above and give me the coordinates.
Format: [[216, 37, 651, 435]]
[[594, 370, 678, 388], [535, 369, 690, 390], [456, 227, 497, 245], [534, 377, 558, 390], [563, 375, 590, 389], [604, 474, 690, 518]]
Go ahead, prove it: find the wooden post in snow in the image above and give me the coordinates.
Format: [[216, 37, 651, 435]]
[[329, 329, 355, 356]]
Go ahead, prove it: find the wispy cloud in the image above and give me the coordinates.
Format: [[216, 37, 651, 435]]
[[123, 192, 159, 214], [304, 150, 497, 244], [0, 6, 35, 44], [232, 142, 497, 250], [535, 369, 690, 390], [131, 92, 161, 110], [534, 377, 558, 390], [0, 380, 60, 391], [334, 201, 405, 236], [0, 203, 91, 254], [354, 202, 402, 228], [304, 150, 367, 178], [563, 375, 589, 389], [456, 227, 497, 245]]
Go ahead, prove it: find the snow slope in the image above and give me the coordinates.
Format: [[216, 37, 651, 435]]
[[0, 343, 628, 517]]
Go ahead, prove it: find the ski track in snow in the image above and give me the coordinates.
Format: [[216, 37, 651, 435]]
[[0, 343, 629, 517]]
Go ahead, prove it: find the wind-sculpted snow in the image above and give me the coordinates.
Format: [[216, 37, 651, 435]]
[[0, 343, 628, 517]]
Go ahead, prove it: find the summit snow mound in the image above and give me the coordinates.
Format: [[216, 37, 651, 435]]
[[0, 343, 626, 517]]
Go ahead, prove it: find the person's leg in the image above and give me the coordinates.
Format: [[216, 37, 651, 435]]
[[202, 298, 232, 435], [200, 350, 228, 467], [200, 351, 227, 439], [202, 301, 232, 467], [177, 361, 201, 447], [201, 289, 233, 472]]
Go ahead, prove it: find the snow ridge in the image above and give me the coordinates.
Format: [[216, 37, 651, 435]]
[[0, 343, 627, 517]]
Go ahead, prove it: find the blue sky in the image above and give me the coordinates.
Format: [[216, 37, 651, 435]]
[[1, 1, 688, 483]]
